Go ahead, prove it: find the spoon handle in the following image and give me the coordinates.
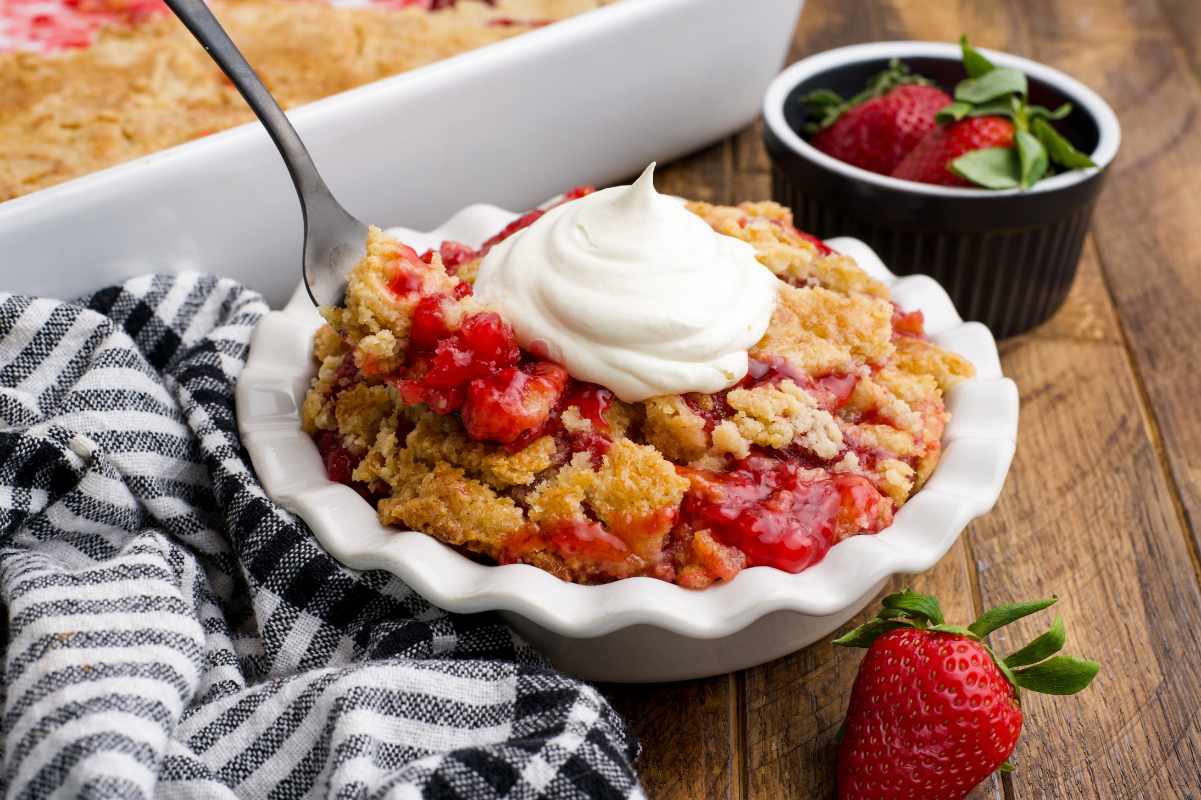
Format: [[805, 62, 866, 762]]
[[164, 0, 334, 207]]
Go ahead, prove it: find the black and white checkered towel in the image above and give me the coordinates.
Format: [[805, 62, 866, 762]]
[[0, 273, 641, 798]]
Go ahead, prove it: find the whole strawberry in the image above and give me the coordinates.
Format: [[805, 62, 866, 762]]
[[834, 590, 1099, 800], [811, 84, 953, 175], [891, 115, 1015, 186], [802, 62, 951, 176]]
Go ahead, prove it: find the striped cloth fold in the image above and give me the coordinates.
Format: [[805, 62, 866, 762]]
[[0, 273, 641, 799]]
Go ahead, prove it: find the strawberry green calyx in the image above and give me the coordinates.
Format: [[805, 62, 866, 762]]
[[833, 589, 1100, 699], [938, 36, 1096, 188], [799, 59, 933, 134]]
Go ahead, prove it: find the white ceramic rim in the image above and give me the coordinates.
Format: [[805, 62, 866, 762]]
[[763, 41, 1121, 197], [237, 206, 1019, 640]]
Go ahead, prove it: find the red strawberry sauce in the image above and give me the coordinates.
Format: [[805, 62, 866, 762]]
[[681, 458, 889, 573]]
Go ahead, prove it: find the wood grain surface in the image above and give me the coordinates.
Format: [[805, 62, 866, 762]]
[[603, 1, 1201, 797]]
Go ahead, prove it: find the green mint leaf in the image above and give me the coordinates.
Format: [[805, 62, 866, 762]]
[[1012, 655, 1100, 695], [832, 618, 910, 648], [955, 67, 1028, 104], [1032, 117, 1097, 169], [1029, 102, 1073, 121], [949, 147, 1021, 189], [1016, 129, 1049, 188], [1004, 616, 1067, 669], [881, 589, 945, 625], [954, 97, 1020, 121], [936, 101, 973, 123], [969, 597, 1057, 637], [960, 35, 995, 78]]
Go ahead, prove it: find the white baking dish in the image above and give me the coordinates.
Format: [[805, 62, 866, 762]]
[[236, 204, 1018, 683], [0, 0, 803, 306]]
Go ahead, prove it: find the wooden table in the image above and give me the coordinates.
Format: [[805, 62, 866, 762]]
[[604, 1, 1201, 797]]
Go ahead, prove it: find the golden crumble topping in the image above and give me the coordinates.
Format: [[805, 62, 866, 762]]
[[304, 195, 975, 587], [403, 412, 558, 489], [724, 380, 844, 459], [893, 335, 976, 392], [642, 395, 709, 463], [376, 457, 526, 559], [686, 200, 890, 298], [753, 284, 895, 376], [334, 383, 395, 454]]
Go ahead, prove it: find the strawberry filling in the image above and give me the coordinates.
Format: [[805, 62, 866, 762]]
[[385, 243, 428, 295], [462, 362, 568, 445], [419, 240, 479, 273], [682, 457, 890, 573], [314, 430, 379, 501], [502, 506, 679, 571], [790, 226, 833, 255], [892, 303, 927, 338], [488, 17, 551, 27], [744, 356, 860, 411], [557, 383, 614, 465], [542, 520, 631, 562]]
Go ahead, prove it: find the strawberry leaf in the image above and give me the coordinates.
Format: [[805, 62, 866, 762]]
[[950, 147, 1021, 189], [935, 101, 973, 123], [999, 761, 1016, 774], [1011, 655, 1100, 695], [960, 35, 995, 78], [1016, 130, 1049, 188], [802, 88, 842, 105], [832, 618, 910, 648], [881, 589, 944, 625], [799, 59, 932, 134], [969, 597, 1057, 637], [996, 656, 1022, 700], [927, 624, 977, 637], [1004, 616, 1067, 669], [1032, 117, 1097, 169], [798, 89, 850, 133], [955, 67, 1028, 104]]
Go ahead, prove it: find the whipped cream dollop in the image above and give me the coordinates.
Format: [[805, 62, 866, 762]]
[[472, 164, 780, 402]]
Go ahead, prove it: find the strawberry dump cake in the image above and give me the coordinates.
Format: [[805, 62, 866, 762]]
[[0, 0, 609, 201], [301, 166, 974, 588]]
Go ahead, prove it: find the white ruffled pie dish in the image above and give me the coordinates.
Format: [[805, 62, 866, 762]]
[[236, 204, 1018, 683]]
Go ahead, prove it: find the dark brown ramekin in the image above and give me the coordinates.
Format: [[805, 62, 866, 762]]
[[763, 42, 1120, 338]]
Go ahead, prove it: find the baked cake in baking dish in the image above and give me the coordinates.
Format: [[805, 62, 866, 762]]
[[0, 0, 609, 201], [302, 185, 974, 589]]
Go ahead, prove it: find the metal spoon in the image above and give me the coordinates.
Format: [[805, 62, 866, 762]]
[[165, 0, 367, 306]]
